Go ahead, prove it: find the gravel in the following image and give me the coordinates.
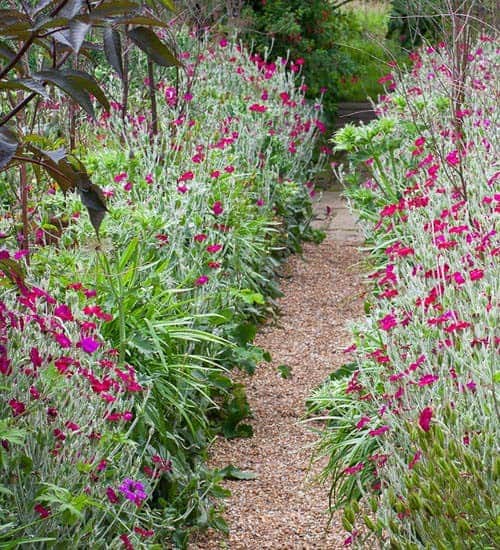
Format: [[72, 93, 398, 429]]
[[190, 199, 365, 549]]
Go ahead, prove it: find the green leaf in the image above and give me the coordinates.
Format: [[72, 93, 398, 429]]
[[0, 127, 18, 170], [103, 27, 124, 80], [277, 364, 293, 379], [218, 464, 257, 480], [128, 26, 180, 67], [232, 323, 256, 346]]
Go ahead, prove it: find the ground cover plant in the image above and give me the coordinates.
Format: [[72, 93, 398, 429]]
[[0, 12, 327, 548], [309, 29, 499, 549]]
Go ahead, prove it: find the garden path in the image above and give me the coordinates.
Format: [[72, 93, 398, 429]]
[[191, 191, 364, 549]]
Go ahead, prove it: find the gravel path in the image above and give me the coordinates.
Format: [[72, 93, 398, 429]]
[[191, 192, 365, 549]]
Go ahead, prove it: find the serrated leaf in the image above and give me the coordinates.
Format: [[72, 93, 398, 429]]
[[103, 27, 123, 80], [128, 26, 180, 67], [0, 127, 18, 170]]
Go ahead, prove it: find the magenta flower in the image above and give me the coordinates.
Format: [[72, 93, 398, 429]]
[[34, 503, 51, 518], [356, 416, 371, 429], [368, 425, 390, 437], [343, 462, 364, 475], [419, 407, 433, 432], [446, 150, 460, 166], [106, 487, 119, 504], [469, 268, 484, 281], [145, 173, 153, 184], [418, 374, 439, 387], [212, 201, 224, 216], [54, 332, 72, 348], [54, 304, 73, 321], [177, 185, 188, 194], [208, 261, 221, 269], [9, 399, 25, 416], [195, 275, 209, 286], [408, 450, 422, 469], [194, 233, 207, 243], [210, 170, 220, 179], [178, 171, 194, 182], [379, 314, 397, 331], [206, 244, 222, 253], [118, 478, 147, 506], [249, 103, 267, 113], [79, 337, 100, 354], [113, 172, 127, 183]]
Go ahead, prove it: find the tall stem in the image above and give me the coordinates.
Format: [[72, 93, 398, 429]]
[[148, 58, 158, 135], [19, 163, 30, 264]]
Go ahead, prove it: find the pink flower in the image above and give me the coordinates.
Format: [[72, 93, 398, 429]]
[[212, 201, 224, 216], [178, 171, 194, 182], [29, 386, 40, 399], [194, 233, 207, 242], [208, 261, 221, 269], [418, 374, 439, 387], [419, 407, 433, 432], [446, 150, 460, 166], [79, 337, 100, 354], [219, 38, 228, 47], [195, 275, 209, 286], [177, 185, 188, 194], [145, 173, 153, 184], [249, 103, 267, 113], [34, 503, 51, 518], [469, 269, 484, 281], [379, 314, 397, 331], [356, 416, 371, 429], [14, 249, 29, 260], [123, 181, 132, 192], [210, 170, 220, 179], [224, 165, 234, 173], [452, 272, 465, 285], [9, 399, 25, 416], [206, 244, 222, 253], [408, 450, 422, 469], [368, 425, 390, 437], [343, 462, 364, 475], [54, 332, 72, 348], [54, 304, 73, 321], [113, 172, 127, 183], [106, 487, 119, 504]]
